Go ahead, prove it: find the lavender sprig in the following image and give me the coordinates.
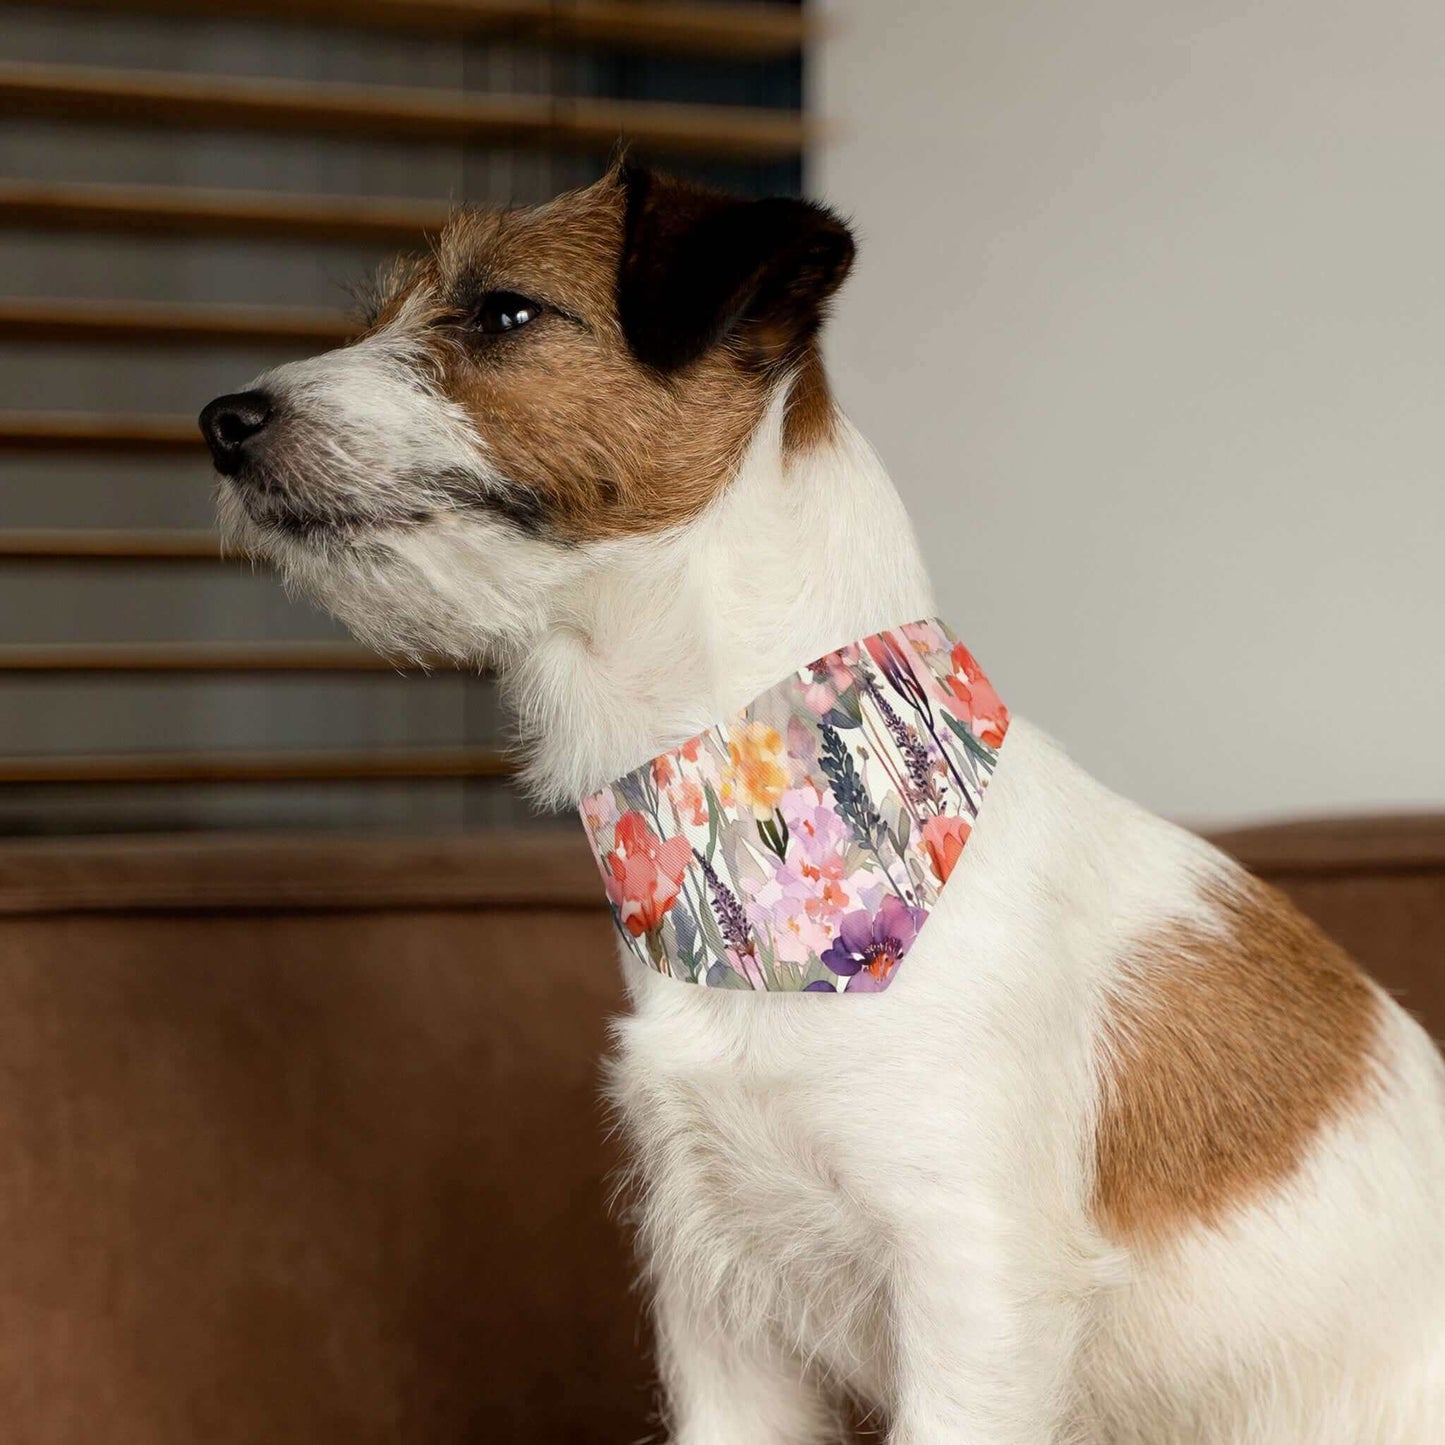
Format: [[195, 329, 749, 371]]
[[867, 680, 939, 805], [696, 851, 751, 955]]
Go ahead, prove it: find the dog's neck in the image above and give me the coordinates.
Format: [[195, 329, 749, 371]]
[[501, 386, 936, 808]]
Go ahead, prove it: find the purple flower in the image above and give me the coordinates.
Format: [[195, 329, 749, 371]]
[[820, 895, 927, 992], [698, 853, 751, 954]]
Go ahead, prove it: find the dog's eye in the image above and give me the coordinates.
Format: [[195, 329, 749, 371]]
[[471, 290, 544, 335]]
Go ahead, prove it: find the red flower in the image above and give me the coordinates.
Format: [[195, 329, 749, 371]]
[[921, 814, 971, 883], [603, 812, 692, 937], [943, 643, 1009, 748]]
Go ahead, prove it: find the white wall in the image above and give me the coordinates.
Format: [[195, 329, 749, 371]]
[[813, 0, 1445, 825]]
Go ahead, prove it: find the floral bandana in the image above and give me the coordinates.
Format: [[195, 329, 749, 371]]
[[579, 619, 1008, 993]]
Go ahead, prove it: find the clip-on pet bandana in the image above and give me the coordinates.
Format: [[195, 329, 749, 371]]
[[579, 619, 1008, 992]]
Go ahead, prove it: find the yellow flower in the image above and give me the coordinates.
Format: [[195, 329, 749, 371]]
[[726, 721, 788, 819]]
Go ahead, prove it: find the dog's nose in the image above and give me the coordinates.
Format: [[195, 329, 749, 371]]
[[199, 390, 272, 475]]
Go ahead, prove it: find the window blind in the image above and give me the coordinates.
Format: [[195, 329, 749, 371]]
[[0, 0, 807, 835]]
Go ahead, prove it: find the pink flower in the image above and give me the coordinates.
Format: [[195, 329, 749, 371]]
[[802, 645, 862, 715], [673, 777, 708, 827], [603, 812, 692, 938], [810, 644, 861, 689], [920, 814, 971, 883], [943, 643, 1009, 748], [901, 619, 950, 657], [685, 730, 734, 808], [649, 743, 709, 829], [581, 788, 618, 837], [786, 716, 818, 783], [742, 788, 865, 969], [803, 680, 837, 716], [779, 787, 849, 883], [745, 852, 853, 965]]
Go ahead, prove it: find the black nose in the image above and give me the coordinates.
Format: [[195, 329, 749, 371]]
[[199, 390, 272, 475]]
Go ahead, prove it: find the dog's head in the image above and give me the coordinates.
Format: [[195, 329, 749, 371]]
[[200, 163, 854, 663]]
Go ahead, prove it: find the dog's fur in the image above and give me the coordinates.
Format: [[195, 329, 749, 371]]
[[206, 164, 1445, 1442]]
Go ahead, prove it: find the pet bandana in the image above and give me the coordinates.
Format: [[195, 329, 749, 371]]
[[579, 619, 1008, 992]]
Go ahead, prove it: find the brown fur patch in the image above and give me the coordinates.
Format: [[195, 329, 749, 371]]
[[1093, 872, 1382, 1246], [782, 345, 838, 457], [366, 173, 838, 542]]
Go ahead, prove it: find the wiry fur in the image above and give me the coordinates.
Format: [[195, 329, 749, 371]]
[[208, 172, 1445, 1442]]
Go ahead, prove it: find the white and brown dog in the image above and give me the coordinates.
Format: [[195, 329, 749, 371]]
[[201, 164, 1445, 1443]]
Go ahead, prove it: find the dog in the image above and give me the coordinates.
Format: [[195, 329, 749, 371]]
[[201, 161, 1445, 1443]]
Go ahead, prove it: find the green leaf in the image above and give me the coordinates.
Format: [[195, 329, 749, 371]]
[[944, 712, 998, 769], [696, 901, 727, 963], [755, 936, 781, 990], [757, 815, 789, 861], [703, 782, 723, 860]]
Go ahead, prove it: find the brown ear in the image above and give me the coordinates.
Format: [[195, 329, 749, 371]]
[[616, 162, 855, 374]]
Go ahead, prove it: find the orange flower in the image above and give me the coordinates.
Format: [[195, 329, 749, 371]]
[[921, 814, 971, 883], [726, 721, 788, 819], [652, 755, 675, 789], [603, 812, 692, 937], [944, 643, 1009, 748]]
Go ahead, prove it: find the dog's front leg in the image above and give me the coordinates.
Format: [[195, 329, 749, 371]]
[[655, 1279, 841, 1445], [885, 1210, 1090, 1445]]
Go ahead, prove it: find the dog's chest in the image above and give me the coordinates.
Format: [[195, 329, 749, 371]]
[[612, 986, 895, 1381]]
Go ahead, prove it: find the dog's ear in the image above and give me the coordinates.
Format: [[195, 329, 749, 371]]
[[616, 162, 855, 374]]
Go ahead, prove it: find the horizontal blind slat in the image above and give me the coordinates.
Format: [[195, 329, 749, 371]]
[[0, 413, 201, 452], [0, 299, 353, 348], [0, 181, 448, 245], [0, 746, 514, 784], [0, 531, 222, 561], [26, 0, 809, 58], [0, 643, 418, 673], [0, 61, 809, 161]]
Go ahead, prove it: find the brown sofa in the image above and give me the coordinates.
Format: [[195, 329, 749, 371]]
[[0, 819, 1440, 1442]]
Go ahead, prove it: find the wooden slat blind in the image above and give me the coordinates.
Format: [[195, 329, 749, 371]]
[[0, 0, 805, 822]]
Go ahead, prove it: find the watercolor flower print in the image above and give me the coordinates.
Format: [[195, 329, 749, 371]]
[[581, 620, 1008, 992]]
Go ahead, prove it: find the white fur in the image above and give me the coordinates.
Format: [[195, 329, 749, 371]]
[[222, 347, 1445, 1442]]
